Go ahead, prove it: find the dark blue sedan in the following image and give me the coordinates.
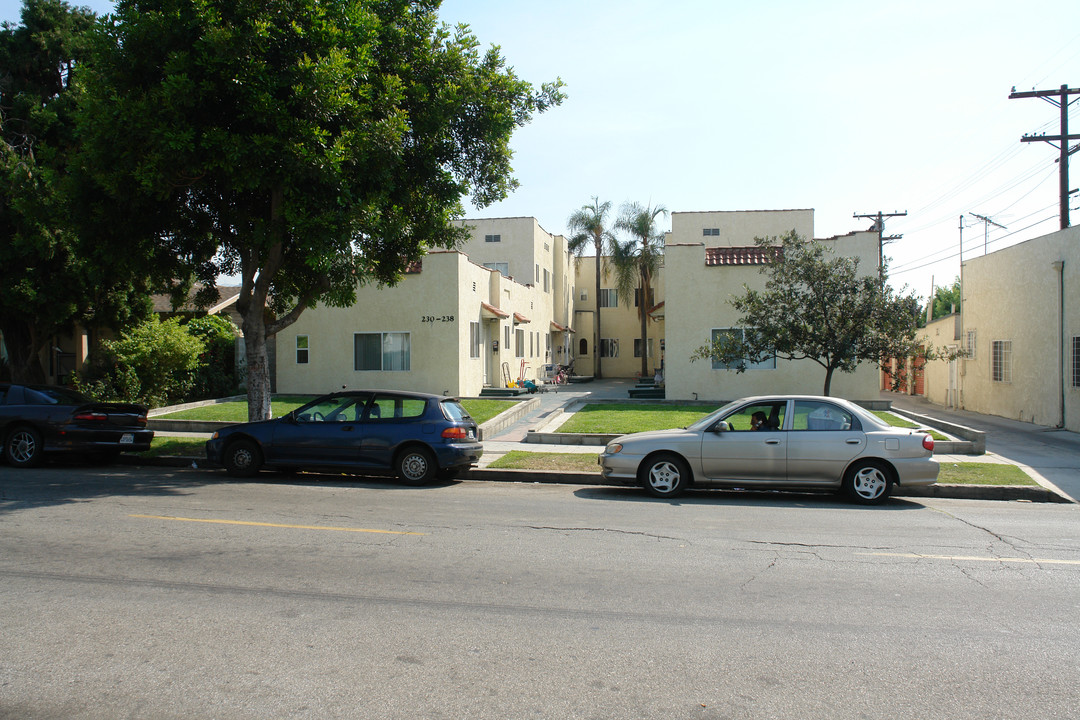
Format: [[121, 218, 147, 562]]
[[205, 390, 483, 484]]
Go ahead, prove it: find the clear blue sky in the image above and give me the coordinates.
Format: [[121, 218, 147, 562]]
[[4, 0, 1078, 300]]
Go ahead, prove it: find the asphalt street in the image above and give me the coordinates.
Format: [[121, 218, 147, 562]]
[[2, 466, 1078, 719]]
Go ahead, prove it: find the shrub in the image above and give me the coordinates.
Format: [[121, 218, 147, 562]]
[[76, 316, 204, 407], [184, 314, 240, 400]]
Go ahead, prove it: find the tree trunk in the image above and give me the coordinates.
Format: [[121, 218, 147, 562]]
[[639, 272, 649, 380], [822, 366, 834, 397], [241, 308, 272, 422], [1, 319, 48, 383]]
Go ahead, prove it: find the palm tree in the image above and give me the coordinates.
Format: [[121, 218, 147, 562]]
[[567, 198, 616, 378], [613, 201, 668, 379]]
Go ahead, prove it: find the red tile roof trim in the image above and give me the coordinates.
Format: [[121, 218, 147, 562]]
[[480, 302, 509, 319], [704, 246, 782, 266]]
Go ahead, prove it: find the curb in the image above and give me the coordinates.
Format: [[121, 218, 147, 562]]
[[120, 455, 1072, 502]]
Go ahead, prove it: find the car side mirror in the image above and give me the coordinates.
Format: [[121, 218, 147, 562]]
[[714, 421, 731, 433]]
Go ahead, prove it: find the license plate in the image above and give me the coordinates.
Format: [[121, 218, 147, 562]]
[[468, 430, 475, 440], [120, 433, 134, 444]]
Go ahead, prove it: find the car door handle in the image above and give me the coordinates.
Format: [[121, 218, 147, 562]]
[[845, 439, 861, 444], [342, 426, 354, 432], [765, 439, 781, 445]]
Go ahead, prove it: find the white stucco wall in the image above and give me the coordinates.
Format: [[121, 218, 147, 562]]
[[954, 225, 1080, 430]]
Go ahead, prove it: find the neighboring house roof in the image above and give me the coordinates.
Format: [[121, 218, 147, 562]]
[[704, 246, 781, 266], [152, 284, 241, 315]]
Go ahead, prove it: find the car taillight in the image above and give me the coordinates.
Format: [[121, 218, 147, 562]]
[[442, 427, 469, 440], [74, 412, 108, 422], [922, 434, 934, 452]]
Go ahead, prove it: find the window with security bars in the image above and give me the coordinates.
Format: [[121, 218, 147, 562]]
[[965, 329, 976, 359], [1072, 337, 1080, 388], [470, 322, 481, 358], [991, 340, 1012, 383]]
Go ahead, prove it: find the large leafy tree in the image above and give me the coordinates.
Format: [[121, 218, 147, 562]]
[[691, 231, 940, 396], [0, 0, 150, 382], [566, 197, 615, 378], [613, 201, 667, 379], [78, 0, 564, 420]]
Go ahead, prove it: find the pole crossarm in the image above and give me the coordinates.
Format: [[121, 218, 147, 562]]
[[1009, 84, 1077, 229]]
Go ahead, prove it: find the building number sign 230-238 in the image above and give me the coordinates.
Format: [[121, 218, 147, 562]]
[[422, 315, 455, 324]]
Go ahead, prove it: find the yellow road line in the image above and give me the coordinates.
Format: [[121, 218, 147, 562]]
[[130, 514, 423, 535], [858, 552, 1080, 566]]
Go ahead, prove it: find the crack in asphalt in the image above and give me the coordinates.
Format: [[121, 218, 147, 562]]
[[524, 525, 684, 541]]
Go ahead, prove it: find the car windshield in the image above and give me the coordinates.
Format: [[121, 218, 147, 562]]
[[440, 400, 471, 422], [686, 399, 742, 431], [25, 386, 93, 405]]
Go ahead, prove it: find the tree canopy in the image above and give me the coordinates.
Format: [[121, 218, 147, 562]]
[[0, 0, 154, 382], [78, 0, 564, 419], [690, 231, 939, 396]]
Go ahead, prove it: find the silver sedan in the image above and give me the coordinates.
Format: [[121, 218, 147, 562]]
[[598, 395, 939, 504]]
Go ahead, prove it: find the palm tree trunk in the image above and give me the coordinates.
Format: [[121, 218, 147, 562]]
[[593, 250, 602, 378]]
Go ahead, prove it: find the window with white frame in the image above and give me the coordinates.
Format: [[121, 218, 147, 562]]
[[543, 268, 550, 293], [515, 328, 525, 358], [354, 332, 410, 371], [535, 264, 540, 283], [599, 338, 618, 358], [484, 234, 501, 243], [470, 322, 481, 358], [483, 262, 509, 277], [504, 324, 510, 349], [598, 289, 618, 308], [965, 329, 977, 359], [634, 338, 654, 358], [991, 340, 1012, 383], [1073, 337, 1080, 388], [296, 335, 309, 364], [711, 328, 775, 370]]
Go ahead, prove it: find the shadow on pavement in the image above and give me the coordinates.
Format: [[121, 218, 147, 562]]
[[572, 485, 926, 510]]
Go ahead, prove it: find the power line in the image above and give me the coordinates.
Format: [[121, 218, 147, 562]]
[[1009, 84, 1080, 229]]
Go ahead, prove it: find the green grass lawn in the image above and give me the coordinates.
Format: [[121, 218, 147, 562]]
[[155, 397, 515, 426], [556, 404, 712, 434]]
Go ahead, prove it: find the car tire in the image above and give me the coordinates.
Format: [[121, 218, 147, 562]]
[[5, 426, 44, 468], [223, 439, 262, 478], [640, 452, 690, 498], [397, 446, 436, 486], [843, 460, 893, 505]]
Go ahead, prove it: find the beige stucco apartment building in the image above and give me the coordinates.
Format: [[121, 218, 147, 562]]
[[918, 224, 1080, 431], [663, 209, 881, 402], [274, 208, 886, 402], [275, 217, 576, 397]]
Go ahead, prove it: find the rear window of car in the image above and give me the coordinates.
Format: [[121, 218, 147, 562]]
[[440, 400, 471, 422], [369, 395, 427, 420], [24, 386, 92, 405]]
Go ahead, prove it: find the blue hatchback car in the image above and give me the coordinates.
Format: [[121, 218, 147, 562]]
[[205, 390, 483, 484]]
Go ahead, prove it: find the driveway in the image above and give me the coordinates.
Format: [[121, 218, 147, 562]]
[[887, 392, 1080, 503]]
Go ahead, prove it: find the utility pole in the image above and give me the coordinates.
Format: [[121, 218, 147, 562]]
[[1008, 84, 1080, 230], [969, 212, 1006, 253], [853, 210, 907, 268]]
